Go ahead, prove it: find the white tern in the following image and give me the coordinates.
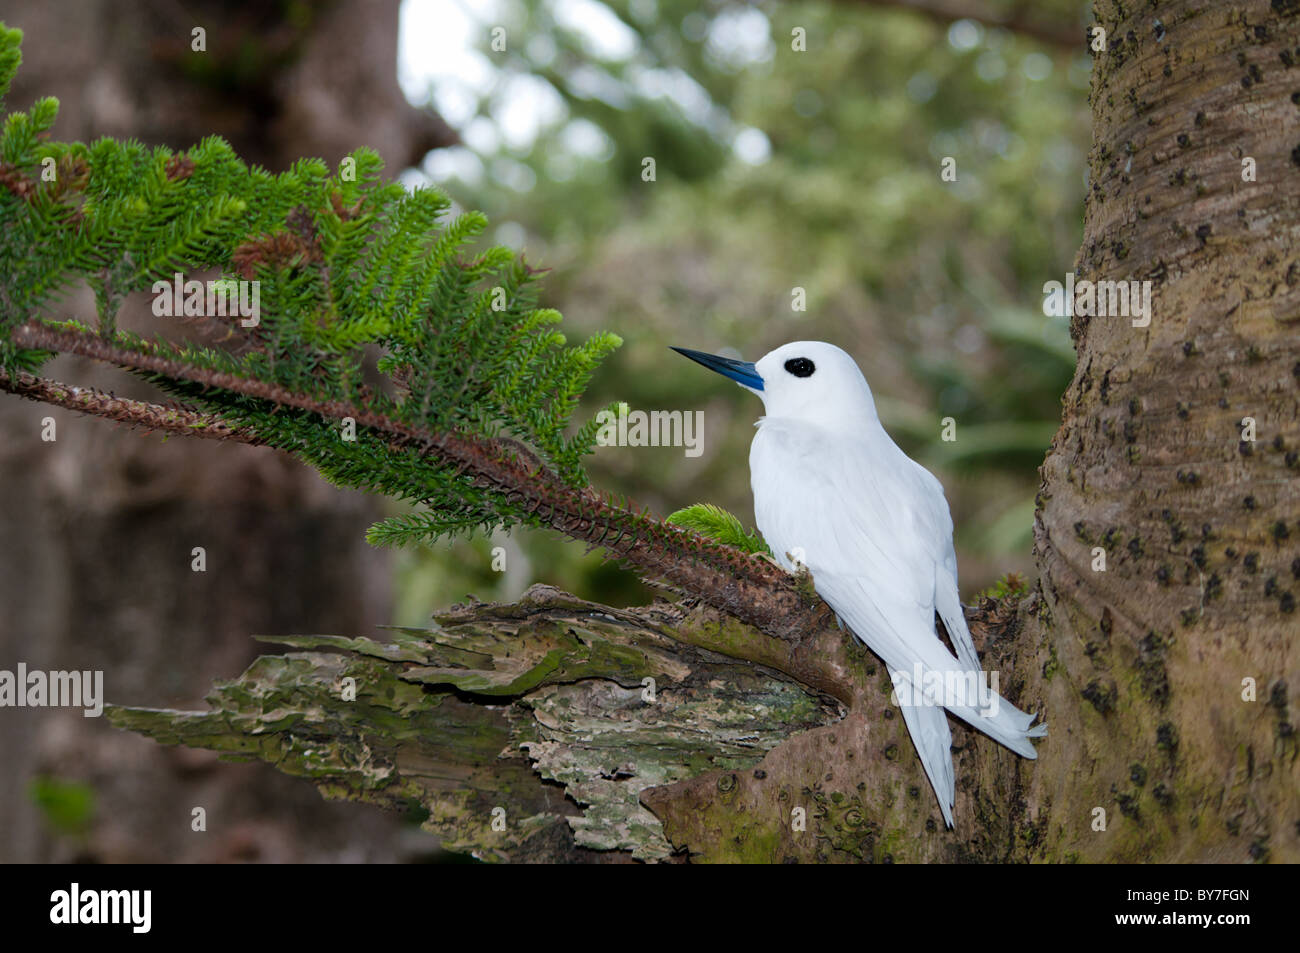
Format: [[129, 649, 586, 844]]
[[673, 340, 1046, 827]]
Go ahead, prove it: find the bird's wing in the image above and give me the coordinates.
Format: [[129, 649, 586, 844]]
[[909, 460, 983, 674], [751, 422, 960, 676], [891, 668, 955, 826]]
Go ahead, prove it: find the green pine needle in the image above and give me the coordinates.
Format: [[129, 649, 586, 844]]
[[0, 22, 624, 554], [666, 503, 770, 556]]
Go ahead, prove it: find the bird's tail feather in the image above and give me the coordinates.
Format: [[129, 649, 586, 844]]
[[885, 647, 1048, 760], [946, 693, 1047, 759], [890, 669, 955, 827], [936, 590, 1048, 755]]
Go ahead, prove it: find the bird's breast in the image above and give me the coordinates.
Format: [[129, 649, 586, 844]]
[[749, 423, 858, 572], [748, 420, 926, 578]]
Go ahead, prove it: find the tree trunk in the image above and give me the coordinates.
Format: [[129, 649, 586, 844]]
[[1025, 0, 1300, 862]]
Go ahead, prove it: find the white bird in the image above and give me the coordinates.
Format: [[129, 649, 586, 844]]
[[673, 341, 1046, 827]]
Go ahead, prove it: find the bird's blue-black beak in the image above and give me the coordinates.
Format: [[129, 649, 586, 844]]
[[670, 346, 763, 391]]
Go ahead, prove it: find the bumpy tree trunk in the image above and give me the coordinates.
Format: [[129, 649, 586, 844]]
[[1025, 0, 1300, 862], [87, 0, 1300, 862]]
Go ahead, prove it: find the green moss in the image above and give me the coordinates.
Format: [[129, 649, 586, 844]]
[[1042, 642, 1061, 681], [975, 572, 1031, 603]]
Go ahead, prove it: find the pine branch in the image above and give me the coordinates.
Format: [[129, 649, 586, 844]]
[[9, 322, 841, 665], [0, 366, 264, 445], [667, 503, 771, 556]]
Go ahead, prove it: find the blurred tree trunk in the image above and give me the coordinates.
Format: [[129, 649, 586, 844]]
[[0, 0, 451, 862]]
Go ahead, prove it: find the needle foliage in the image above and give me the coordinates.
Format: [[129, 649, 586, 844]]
[[0, 23, 620, 546], [665, 503, 770, 556]]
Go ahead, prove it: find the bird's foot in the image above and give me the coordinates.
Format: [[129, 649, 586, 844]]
[[787, 557, 820, 604]]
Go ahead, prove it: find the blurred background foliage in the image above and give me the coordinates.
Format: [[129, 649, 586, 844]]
[[389, 0, 1091, 622]]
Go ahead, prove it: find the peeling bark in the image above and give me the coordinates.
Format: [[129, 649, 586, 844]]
[[109, 586, 842, 862], [110, 583, 1047, 861]]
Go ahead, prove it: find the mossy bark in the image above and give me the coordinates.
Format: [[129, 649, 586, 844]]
[[1024, 0, 1300, 862], [111, 584, 1041, 862], [110, 586, 844, 862]]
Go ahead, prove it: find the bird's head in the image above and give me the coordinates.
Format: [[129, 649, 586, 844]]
[[672, 340, 877, 428]]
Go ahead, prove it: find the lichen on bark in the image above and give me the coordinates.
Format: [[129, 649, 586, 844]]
[[109, 585, 841, 861]]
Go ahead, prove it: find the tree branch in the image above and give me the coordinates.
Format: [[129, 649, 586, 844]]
[[8, 320, 870, 703], [107, 584, 848, 861], [0, 367, 266, 446], [853, 0, 1083, 51]]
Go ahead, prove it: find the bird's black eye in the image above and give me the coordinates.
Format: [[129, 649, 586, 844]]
[[784, 357, 815, 378]]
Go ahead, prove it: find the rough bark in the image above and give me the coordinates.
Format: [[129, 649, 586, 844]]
[[1025, 0, 1300, 862], [110, 580, 1039, 862], [109, 586, 844, 862]]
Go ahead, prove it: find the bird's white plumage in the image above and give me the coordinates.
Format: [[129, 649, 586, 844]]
[[742, 341, 1045, 827]]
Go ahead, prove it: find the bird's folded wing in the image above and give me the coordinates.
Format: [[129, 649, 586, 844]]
[[754, 426, 965, 675]]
